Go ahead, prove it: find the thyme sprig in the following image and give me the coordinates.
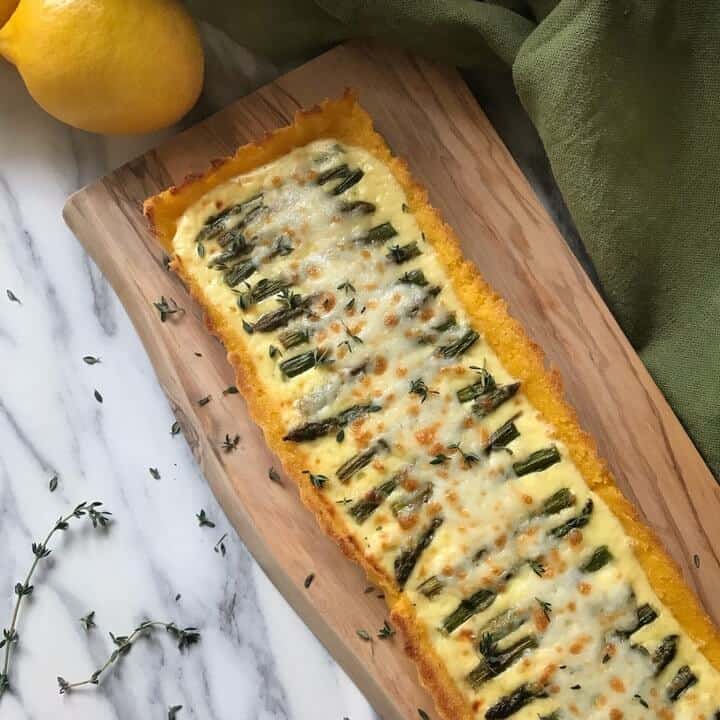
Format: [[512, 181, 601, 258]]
[[409, 378, 438, 403], [57, 620, 200, 694], [0, 501, 111, 699], [222, 434, 240, 452]]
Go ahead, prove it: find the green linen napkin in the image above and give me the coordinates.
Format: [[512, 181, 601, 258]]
[[187, 0, 720, 478]]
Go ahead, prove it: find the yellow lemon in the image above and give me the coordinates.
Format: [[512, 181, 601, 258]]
[[0, 0, 18, 27], [0, 0, 204, 134]]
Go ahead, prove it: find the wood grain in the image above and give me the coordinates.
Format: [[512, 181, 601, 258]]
[[63, 43, 720, 719]]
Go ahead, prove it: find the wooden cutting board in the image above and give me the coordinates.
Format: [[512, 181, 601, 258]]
[[63, 42, 720, 720]]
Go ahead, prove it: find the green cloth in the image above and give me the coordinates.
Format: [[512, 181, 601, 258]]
[[188, 0, 720, 478]]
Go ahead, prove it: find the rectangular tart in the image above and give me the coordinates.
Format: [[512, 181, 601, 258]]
[[144, 92, 720, 719]]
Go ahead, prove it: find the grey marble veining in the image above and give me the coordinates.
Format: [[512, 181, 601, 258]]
[[0, 26, 580, 720]]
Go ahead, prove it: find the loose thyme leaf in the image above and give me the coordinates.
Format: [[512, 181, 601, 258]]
[[197, 395, 211, 407], [302, 470, 329, 489], [196, 509, 215, 528], [6, 289, 21, 304], [378, 621, 395, 639], [48, 475, 58, 493], [168, 706, 183, 720], [171, 421, 181, 436], [409, 378, 438, 403], [153, 296, 183, 322], [83, 355, 101, 365], [356, 629, 371, 642], [149, 467, 161, 480], [268, 467, 282, 484], [222, 385, 239, 395], [304, 573, 315, 589], [222, 434, 240, 452], [213, 533, 228, 556], [79, 611, 96, 631], [93, 389, 103, 404], [418, 710, 431, 720]]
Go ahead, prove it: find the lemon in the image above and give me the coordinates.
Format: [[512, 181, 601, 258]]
[[0, 0, 18, 27], [0, 0, 204, 134]]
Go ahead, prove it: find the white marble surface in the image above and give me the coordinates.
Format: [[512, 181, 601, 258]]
[[0, 30, 379, 720]]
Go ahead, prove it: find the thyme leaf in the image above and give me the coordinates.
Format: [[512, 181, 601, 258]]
[[196, 509, 215, 528]]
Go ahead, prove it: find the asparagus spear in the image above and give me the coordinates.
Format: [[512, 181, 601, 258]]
[[535, 488, 576, 517], [331, 169, 364, 195], [442, 588, 497, 634], [485, 682, 548, 720], [336, 441, 386, 482], [224, 260, 257, 287], [391, 483, 433, 517], [252, 304, 306, 333], [436, 330, 479, 359], [472, 383, 522, 417], [349, 478, 399, 523], [417, 575, 445, 599], [652, 634, 678, 677], [340, 200, 376, 214], [549, 498, 593, 538], [197, 193, 263, 242], [513, 446, 561, 478], [432, 313, 457, 332], [457, 364, 495, 402], [283, 403, 381, 443], [666, 665, 698, 702], [407, 285, 442, 317], [580, 545, 613, 573], [237, 278, 291, 310], [279, 348, 331, 379], [615, 603, 658, 638], [387, 241, 422, 264], [484, 415, 521, 454], [476, 608, 529, 646], [316, 164, 350, 185], [278, 327, 310, 349], [359, 222, 398, 244], [207, 234, 253, 267], [466, 634, 538, 688], [395, 517, 444, 588], [398, 269, 429, 287]]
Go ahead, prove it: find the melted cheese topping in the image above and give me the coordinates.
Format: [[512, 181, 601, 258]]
[[173, 140, 720, 719]]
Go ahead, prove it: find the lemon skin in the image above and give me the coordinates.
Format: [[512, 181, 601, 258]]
[[0, 0, 204, 134]]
